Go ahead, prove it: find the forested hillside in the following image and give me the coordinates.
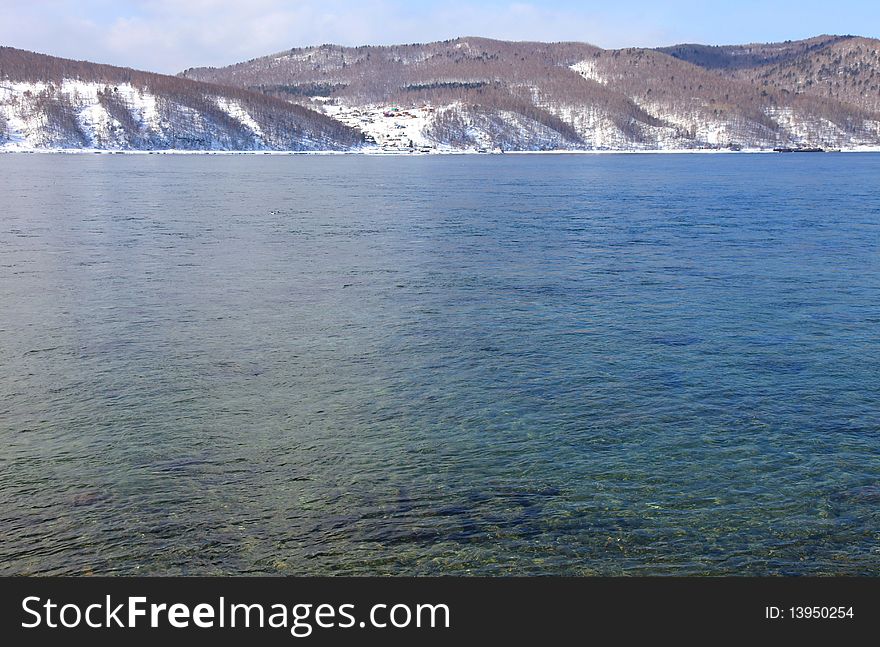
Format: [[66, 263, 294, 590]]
[[728, 37, 880, 114], [182, 36, 880, 151], [0, 47, 364, 150]]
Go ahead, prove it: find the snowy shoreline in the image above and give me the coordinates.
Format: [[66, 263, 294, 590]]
[[3, 146, 880, 156]]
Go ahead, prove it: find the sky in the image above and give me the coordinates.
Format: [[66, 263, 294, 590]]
[[1, 0, 878, 73]]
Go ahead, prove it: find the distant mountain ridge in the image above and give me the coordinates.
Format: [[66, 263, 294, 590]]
[[655, 35, 855, 70], [2, 34, 880, 152], [656, 35, 880, 114]]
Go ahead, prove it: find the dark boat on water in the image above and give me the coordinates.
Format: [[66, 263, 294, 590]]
[[773, 147, 825, 153]]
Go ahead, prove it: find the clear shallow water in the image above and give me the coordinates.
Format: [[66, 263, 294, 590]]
[[1, 153, 878, 576]]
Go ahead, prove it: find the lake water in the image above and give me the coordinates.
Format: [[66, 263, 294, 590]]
[[1, 153, 878, 575]]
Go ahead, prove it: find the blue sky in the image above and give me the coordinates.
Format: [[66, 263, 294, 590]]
[[1, 1, 878, 73]]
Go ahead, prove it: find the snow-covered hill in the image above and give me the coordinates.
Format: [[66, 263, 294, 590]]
[[0, 47, 364, 151]]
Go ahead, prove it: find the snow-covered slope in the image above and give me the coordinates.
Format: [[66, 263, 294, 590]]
[[0, 47, 364, 151], [321, 102, 578, 152]]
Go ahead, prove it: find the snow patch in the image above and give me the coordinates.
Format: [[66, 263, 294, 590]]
[[570, 60, 607, 85], [322, 102, 443, 152], [215, 97, 264, 141]]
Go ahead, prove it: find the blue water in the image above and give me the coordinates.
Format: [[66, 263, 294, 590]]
[[1, 153, 878, 575]]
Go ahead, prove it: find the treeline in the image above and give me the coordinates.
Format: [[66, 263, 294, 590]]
[[250, 82, 348, 98], [657, 35, 853, 71]]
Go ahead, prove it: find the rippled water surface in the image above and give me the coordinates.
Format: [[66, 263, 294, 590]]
[[1, 153, 879, 575]]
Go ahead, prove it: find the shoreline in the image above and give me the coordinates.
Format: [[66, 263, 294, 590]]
[[3, 146, 880, 156]]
